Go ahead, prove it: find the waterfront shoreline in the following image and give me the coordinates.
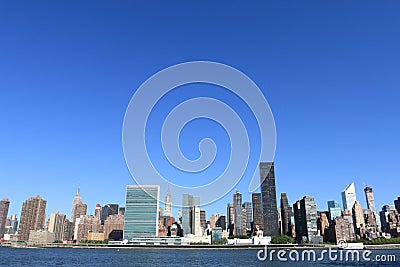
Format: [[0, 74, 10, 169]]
[[2, 243, 400, 250]]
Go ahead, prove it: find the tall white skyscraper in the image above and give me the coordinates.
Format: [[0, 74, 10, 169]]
[[342, 182, 357, 211], [164, 185, 172, 217]]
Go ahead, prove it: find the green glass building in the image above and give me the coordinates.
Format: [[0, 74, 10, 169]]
[[124, 185, 159, 240]]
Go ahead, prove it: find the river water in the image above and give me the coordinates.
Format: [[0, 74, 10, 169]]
[[1, 247, 400, 266]]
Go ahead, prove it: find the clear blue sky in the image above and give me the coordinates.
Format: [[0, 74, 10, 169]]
[[1, 1, 400, 220]]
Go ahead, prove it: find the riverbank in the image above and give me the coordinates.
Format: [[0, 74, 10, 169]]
[[2, 242, 400, 250], [0, 242, 325, 250]]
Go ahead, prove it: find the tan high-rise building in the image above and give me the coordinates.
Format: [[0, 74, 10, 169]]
[[94, 204, 102, 221], [364, 186, 380, 227], [0, 198, 10, 238], [104, 214, 124, 239], [18, 195, 47, 241], [48, 212, 66, 241], [352, 200, 365, 236], [318, 212, 330, 236], [74, 203, 87, 223]]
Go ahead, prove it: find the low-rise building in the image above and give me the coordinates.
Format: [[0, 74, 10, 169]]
[[28, 230, 55, 243], [87, 231, 105, 241]]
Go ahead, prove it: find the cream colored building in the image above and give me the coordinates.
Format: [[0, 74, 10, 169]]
[[87, 231, 104, 241], [28, 230, 55, 243]]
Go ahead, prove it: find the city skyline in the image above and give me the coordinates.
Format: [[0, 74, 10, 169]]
[[2, 163, 400, 244], [2, 174, 400, 232], [1, 1, 400, 228]]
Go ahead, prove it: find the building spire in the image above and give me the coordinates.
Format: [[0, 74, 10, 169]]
[[76, 184, 80, 196], [167, 184, 171, 197]]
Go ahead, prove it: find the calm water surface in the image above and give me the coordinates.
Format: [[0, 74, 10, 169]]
[[1, 247, 400, 266]]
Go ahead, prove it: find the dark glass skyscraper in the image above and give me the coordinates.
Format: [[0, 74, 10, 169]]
[[293, 196, 318, 243], [216, 215, 226, 231], [252, 193, 263, 231], [280, 193, 293, 236], [260, 162, 279, 236]]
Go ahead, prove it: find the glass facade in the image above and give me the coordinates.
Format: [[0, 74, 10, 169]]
[[327, 200, 342, 221], [124, 185, 159, 240], [182, 194, 201, 236], [260, 162, 279, 236], [280, 193, 293, 236], [252, 193, 263, 231], [341, 182, 357, 211], [233, 190, 243, 235]]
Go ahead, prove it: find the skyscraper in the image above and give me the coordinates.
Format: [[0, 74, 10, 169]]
[[70, 186, 87, 225], [216, 215, 226, 231], [18, 195, 47, 241], [242, 202, 253, 233], [124, 185, 159, 240], [70, 186, 82, 221], [293, 196, 318, 243], [364, 186, 380, 227], [164, 185, 172, 217], [227, 203, 235, 236], [73, 203, 87, 225], [9, 214, 18, 233], [0, 198, 10, 238], [252, 193, 263, 231], [209, 214, 218, 228], [182, 194, 201, 236], [352, 200, 364, 236], [233, 190, 243, 236], [200, 210, 206, 229], [379, 205, 398, 233], [341, 182, 357, 211], [63, 219, 74, 241], [318, 212, 330, 237], [48, 212, 66, 241], [260, 162, 279, 236], [101, 204, 119, 225], [280, 193, 293, 236], [94, 204, 102, 221], [327, 200, 342, 221]]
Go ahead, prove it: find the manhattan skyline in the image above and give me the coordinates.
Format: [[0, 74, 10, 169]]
[[1, 1, 400, 219]]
